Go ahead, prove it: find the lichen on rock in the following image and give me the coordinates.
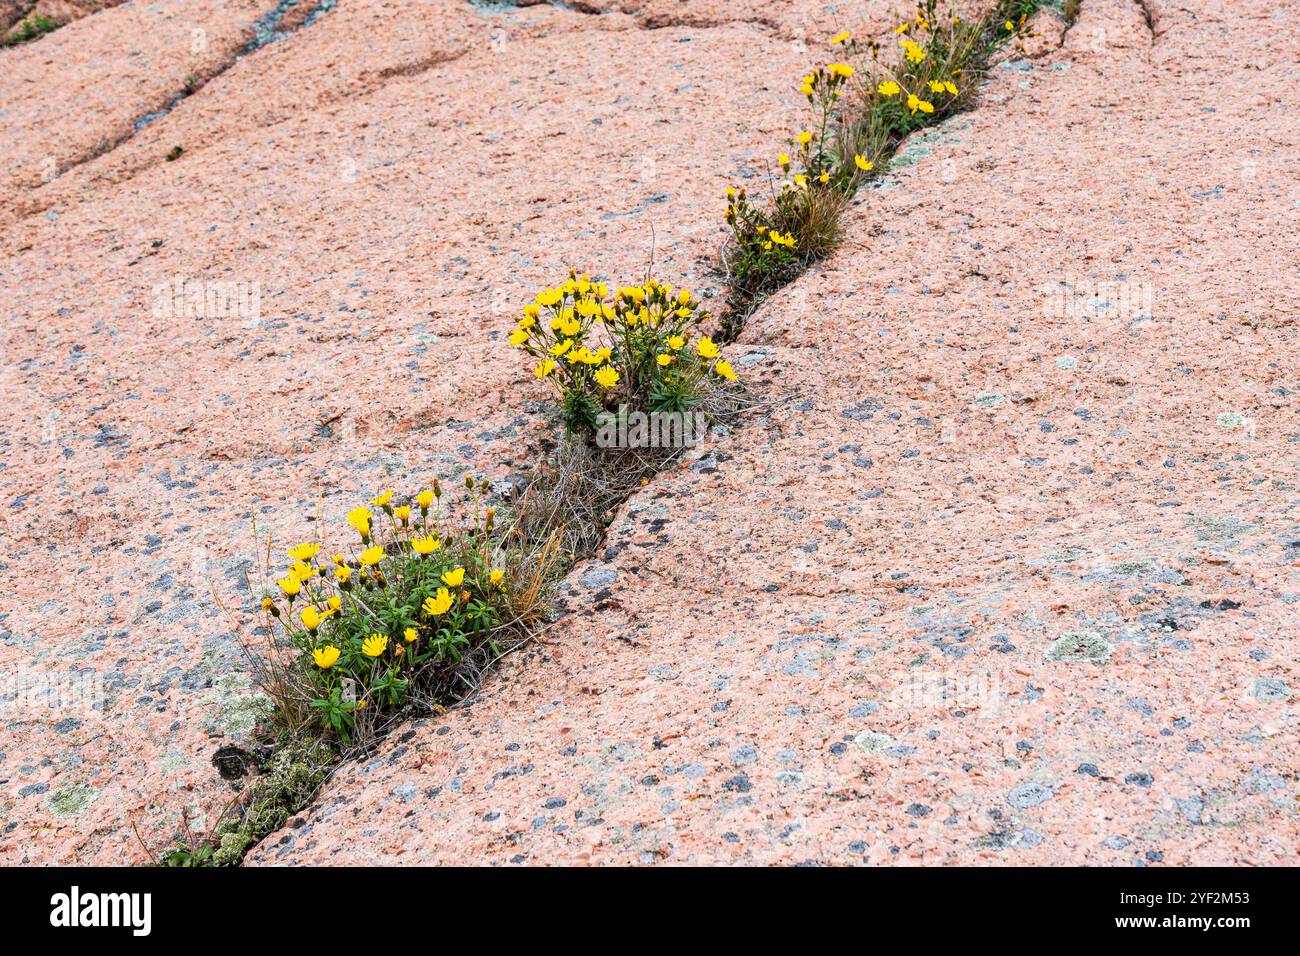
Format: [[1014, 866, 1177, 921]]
[[45, 783, 99, 819]]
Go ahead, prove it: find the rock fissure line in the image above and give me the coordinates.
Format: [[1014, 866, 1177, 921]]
[[469, 0, 799, 42], [717, 3, 1079, 339], [1135, 0, 1157, 38], [18, 1, 796, 227], [0, 2, 38, 37], [27, 0, 337, 201]]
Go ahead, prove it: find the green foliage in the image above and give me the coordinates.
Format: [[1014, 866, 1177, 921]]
[[3, 13, 58, 47], [508, 273, 740, 437], [159, 843, 214, 867]]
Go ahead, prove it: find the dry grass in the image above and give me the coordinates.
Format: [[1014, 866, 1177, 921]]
[[508, 377, 751, 560]]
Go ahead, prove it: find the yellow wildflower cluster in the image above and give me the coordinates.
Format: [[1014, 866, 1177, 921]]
[[261, 479, 508, 742], [509, 272, 740, 433], [721, 0, 1031, 308]]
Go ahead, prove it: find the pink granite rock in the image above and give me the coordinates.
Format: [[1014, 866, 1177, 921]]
[[1, 0, 1295, 866]]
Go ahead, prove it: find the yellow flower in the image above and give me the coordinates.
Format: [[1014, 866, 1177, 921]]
[[918, 99, 934, 113], [361, 633, 388, 658], [346, 506, 372, 538], [714, 360, 738, 381], [312, 645, 340, 669], [423, 587, 453, 617], [535, 359, 557, 379], [411, 535, 440, 556], [828, 63, 854, 78], [796, 131, 812, 147], [877, 80, 901, 96], [943, 80, 958, 95], [1004, 20, 1014, 31], [326, 595, 341, 613], [929, 80, 946, 93], [855, 154, 873, 171], [278, 575, 301, 598], [300, 606, 322, 631], [334, 563, 352, 585], [668, 335, 685, 351], [291, 561, 315, 581], [657, 354, 673, 367], [508, 327, 530, 346], [404, 627, 418, 643], [393, 505, 411, 523], [371, 490, 393, 507], [416, 489, 434, 509], [793, 174, 808, 188], [778, 152, 789, 167], [831, 30, 851, 44], [902, 39, 926, 63], [549, 339, 572, 357], [697, 337, 720, 359], [441, 567, 465, 587], [490, 569, 505, 587], [907, 93, 921, 113], [360, 546, 384, 567], [594, 366, 620, 389], [288, 543, 319, 562]]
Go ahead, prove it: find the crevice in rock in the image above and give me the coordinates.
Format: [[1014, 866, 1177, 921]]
[[1, 0, 136, 50], [0, 2, 38, 37], [718, 5, 1076, 343], [29, 0, 336, 192], [1134, 0, 1157, 40], [470, 0, 796, 41]]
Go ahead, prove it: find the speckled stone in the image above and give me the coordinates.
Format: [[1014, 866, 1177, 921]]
[[4, 0, 1298, 866]]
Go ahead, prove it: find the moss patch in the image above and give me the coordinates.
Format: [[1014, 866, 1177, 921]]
[[209, 736, 333, 866]]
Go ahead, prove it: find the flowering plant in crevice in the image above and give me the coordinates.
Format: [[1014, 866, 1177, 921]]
[[256, 480, 509, 743], [720, 0, 1044, 329], [508, 272, 741, 436]]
